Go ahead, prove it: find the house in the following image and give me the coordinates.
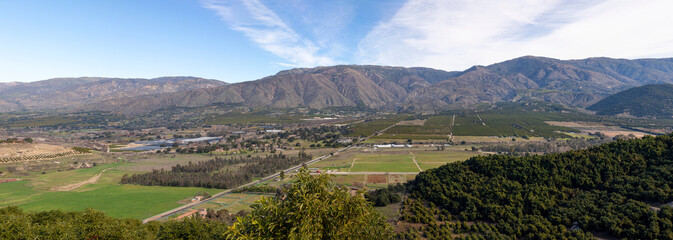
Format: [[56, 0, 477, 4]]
[[190, 195, 205, 202], [198, 209, 208, 218]]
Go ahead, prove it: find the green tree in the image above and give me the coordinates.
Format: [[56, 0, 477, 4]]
[[226, 169, 393, 239], [279, 170, 286, 180]]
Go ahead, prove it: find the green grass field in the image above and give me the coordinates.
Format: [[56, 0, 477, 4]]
[[0, 162, 220, 219], [350, 162, 419, 172], [204, 193, 272, 213], [412, 151, 477, 163], [353, 154, 413, 163], [418, 162, 447, 170], [0, 179, 219, 219]]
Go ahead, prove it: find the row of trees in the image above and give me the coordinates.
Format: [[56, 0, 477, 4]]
[[121, 152, 312, 189], [265, 125, 352, 142], [0, 137, 32, 144], [365, 183, 404, 207], [403, 134, 673, 239], [475, 137, 612, 156]]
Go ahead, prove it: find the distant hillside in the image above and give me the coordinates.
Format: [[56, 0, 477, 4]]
[[588, 84, 673, 118], [0, 77, 226, 112]]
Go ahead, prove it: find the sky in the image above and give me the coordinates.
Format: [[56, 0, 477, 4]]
[[1, 0, 672, 83]]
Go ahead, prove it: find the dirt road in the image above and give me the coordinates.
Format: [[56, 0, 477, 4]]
[[51, 168, 110, 191]]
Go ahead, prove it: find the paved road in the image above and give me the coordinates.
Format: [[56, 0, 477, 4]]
[[143, 120, 399, 223]]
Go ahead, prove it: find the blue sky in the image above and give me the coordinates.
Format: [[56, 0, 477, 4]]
[[1, 0, 672, 83]]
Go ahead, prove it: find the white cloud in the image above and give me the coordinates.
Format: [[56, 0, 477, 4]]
[[202, 0, 337, 67], [358, 0, 673, 71]]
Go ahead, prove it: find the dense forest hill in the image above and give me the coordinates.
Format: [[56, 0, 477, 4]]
[[588, 84, 673, 119], [401, 133, 673, 239], [0, 77, 226, 112], [86, 56, 673, 114]]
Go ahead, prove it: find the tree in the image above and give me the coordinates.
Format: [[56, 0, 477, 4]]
[[279, 170, 286, 180], [226, 169, 393, 239]]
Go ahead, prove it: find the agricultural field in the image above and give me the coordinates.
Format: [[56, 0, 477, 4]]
[[545, 121, 654, 138], [328, 174, 416, 189], [203, 111, 304, 125], [310, 147, 478, 173], [197, 193, 273, 213], [0, 163, 220, 219], [0, 143, 82, 162], [0, 116, 75, 128], [370, 111, 586, 141], [347, 114, 410, 137]]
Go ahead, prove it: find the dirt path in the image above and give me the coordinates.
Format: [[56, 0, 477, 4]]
[[476, 114, 485, 126], [409, 152, 423, 171], [348, 158, 359, 172], [51, 168, 111, 191], [449, 114, 455, 141]]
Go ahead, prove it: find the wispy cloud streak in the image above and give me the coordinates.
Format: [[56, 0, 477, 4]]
[[358, 0, 673, 70], [202, 0, 336, 67]]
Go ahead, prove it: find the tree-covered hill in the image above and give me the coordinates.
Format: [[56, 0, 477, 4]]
[[404, 133, 673, 239], [588, 84, 673, 119]]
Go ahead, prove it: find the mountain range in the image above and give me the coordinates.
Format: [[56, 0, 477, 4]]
[[2, 56, 673, 114], [0, 77, 226, 112]]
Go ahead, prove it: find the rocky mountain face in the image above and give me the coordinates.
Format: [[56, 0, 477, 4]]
[[588, 84, 673, 118], [4, 56, 673, 114], [87, 66, 458, 114], [0, 77, 226, 112]]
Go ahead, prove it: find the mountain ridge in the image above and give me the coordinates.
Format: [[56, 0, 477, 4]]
[[4, 56, 673, 114], [75, 56, 673, 114], [0, 77, 226, 112]]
